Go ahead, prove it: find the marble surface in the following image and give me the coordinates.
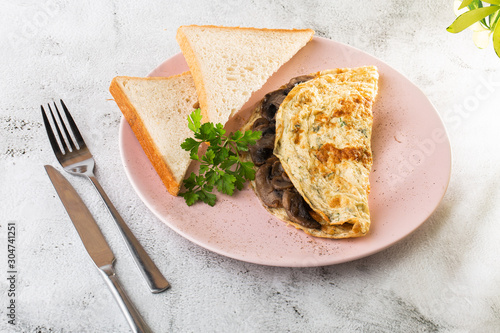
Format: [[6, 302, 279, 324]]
[[1, 0, 500, 332]]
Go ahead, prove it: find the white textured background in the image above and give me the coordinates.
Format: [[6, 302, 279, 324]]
[[1, 0, 500, 332]]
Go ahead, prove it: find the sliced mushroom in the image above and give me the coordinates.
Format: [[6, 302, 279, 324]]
[[261, 89, 287, 121], [249, 147, 274, 166], [249, 133, 275, 165], [271, 159, 284, 177], [252, 117, 270, 130], [265, 155, 279, 165], [271, 176, 294, 190], [252, 119, 275, 136], [247, 73, 319, 223], [287, 75, 315, 87], [282, 189, 321, 229], [255, 163, 282, 208], [268, 159, 293, 189]]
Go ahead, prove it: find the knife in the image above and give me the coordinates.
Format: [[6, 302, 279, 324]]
[[44, 165, 152, 333]]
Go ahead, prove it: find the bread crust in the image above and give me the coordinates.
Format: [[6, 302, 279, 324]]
[[178, 24, 314, 36], [110, 74, 190, 196], [176, 28, 210, 123], [176, 25, 314, 124]]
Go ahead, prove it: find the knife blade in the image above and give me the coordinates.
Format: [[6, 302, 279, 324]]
[[44, 165, 152, 333], [45, 165, 114, 267]]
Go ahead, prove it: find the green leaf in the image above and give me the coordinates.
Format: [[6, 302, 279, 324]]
[[216, 172, 236, 195], [248, 129, 263, 140], [240, 130, 262, 145], [211, 146, 229, 165], [180, 191, 199, 206], [187, 108, 203, 132], [493, 16, 500, 57], [472, 1, 496, 29], [483, 0, 500, 5], [467, 0, 483, 10], [182, 172, 197, 190], [240, 161, 256, 180], [199, 191, 217, 206], [447, 6, 500, 33], [459, 0, 475, 10], [202, 149, 216, 164], [197, 123, 217, 141], [490, 7, 500, 29], [205, 169, 220, 186], [190, 150, 200, 161], [178, 109, 260, 206], [467, 0, 489, 30], [235, 142, 248, 152], [203, 183, 214, 192], [230, 130, 244, 141], [235, 130, 261, 152], [215, 123, 226, 136], [233, 173, 246, 190], [181, 137, 199, 152], [199, 164, 209, 174], [195, 174, 205, 186], [220, 157, 237, 169]]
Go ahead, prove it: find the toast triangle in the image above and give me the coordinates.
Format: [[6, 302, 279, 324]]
[[110, 73, 197, 196], [176, 25, 314, 125]]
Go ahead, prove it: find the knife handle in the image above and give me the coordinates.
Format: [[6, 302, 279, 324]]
[[99, 264, 152, 333], [88, 174, 170, 293]]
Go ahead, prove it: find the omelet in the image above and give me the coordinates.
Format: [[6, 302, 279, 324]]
[[242, 66, 378, 239]]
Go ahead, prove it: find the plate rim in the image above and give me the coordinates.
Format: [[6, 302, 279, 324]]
[[118, 36, 452, 267]]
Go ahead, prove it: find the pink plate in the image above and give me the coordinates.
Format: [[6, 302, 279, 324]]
[[118, 37, 451, 267]]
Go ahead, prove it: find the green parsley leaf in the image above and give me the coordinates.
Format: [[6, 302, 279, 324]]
[[239, 161, 256, 180], [215, 123, 226, 136], [179, 109, 261, 206], [205, 169, 220, 186], [232, 172, 246, 191], [199, 191, 217, 206], [241, 130, 262, 144], [230, 130, 244, 141], [187, 108, 203, 132], [203, 149, 216, 164], [220, 158, 237, 170], [180, 137, 198, 151], [179, 191, 199, 206], [183, 172, 197, 190], [189, 151, 200, 161], [212, 172, 233, 195]]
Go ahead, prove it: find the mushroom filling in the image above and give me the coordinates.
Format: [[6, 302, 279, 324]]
[[249, 75, 321, 230]]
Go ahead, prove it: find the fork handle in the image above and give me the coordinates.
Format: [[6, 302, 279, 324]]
[[88, 174, 170, 293]]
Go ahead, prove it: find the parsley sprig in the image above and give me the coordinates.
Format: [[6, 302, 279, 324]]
[[179, 109, 262, 206]]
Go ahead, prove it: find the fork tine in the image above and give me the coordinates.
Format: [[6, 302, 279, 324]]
[[60, 99, 85, 148], [41, 105, 64, 158], [53, 102, 77, 151], [47, 103, 70, 154]]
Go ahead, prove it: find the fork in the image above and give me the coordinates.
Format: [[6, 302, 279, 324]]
[[41, 100, 170, 293]]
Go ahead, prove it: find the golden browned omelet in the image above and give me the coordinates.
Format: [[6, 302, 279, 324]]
[[275, 66, 378, 238], [242, 66, 379, 239]]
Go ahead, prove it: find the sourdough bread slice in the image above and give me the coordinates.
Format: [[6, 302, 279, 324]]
[[176, 25, 314, 126], [110, 73, 197, 196]]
